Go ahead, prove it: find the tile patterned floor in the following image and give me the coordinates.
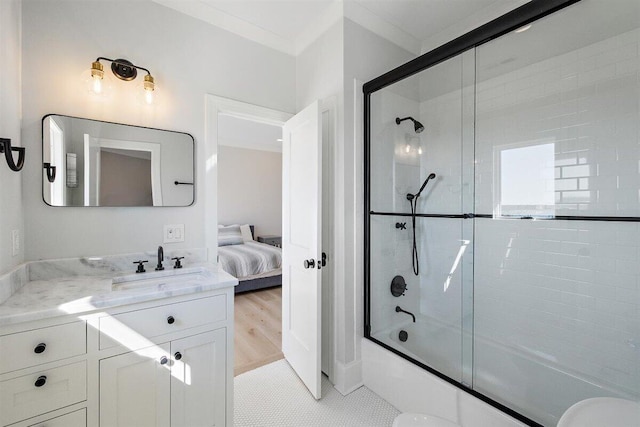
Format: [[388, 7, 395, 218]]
[[234, 359, 399, 426]]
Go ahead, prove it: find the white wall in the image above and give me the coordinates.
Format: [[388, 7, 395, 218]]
[[342, 18, 416, 389], [295, 17, 347, 390], [295, 15, 417, 393], [217, 146, 282, 237], [0, 0, 24, 274], [21, 0, 295, 260]]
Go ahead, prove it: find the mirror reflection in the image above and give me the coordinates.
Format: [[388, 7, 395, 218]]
[[42, 114, 194, 207]]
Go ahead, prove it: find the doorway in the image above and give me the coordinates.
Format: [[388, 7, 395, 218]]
[[205, 95, 335, 386]]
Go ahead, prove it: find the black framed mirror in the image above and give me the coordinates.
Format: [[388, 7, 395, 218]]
[[42, 114, 195, 207]]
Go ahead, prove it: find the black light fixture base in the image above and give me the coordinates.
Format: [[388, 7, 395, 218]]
[[111, 59, 137, 81]]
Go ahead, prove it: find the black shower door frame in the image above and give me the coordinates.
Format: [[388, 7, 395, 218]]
[[363, 1, 583, 426]]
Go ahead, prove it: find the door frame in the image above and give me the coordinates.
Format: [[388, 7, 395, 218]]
[[204, 94, 336, 383]]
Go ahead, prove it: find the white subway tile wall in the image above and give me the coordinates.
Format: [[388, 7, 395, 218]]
[[472, 8, 640, 425], [475, 27, 640, 217], [473, 219, 640, 425]]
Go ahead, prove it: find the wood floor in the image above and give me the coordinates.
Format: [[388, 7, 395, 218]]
[[234, 287, 283, 376]]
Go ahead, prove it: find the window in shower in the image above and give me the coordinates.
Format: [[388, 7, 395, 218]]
[[495, 140, 556, 218]]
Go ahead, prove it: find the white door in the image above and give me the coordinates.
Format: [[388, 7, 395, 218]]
[[99, 343, 171, 427], [171, 329, 226, 427], [282, 100, 323, 399]]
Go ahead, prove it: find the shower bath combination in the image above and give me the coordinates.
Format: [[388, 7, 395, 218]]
[[367, 1, 640, 426]]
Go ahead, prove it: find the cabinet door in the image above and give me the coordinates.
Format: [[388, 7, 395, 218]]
[[171, 329, 226, 427], [100, 343, 170, 427]]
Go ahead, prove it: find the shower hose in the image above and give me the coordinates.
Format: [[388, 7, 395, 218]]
[[409, 196, 419, 276]]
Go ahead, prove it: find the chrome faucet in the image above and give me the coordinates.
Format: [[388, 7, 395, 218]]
[[155, 246, 164, 271]]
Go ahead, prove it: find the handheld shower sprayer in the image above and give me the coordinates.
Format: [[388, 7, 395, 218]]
[[407, 173, 437, 276], [407, 173, 436, 201]]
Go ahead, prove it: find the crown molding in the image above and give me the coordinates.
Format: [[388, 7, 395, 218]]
[[343, 1, 421, 55], [153, 0, 296, 55]]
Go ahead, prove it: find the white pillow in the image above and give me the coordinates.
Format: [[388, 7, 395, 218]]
[[218, 225, 243, 246], [240, 224, 253, 242]]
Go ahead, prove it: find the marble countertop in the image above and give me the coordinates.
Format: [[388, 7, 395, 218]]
[[0, 263, 238, 327]]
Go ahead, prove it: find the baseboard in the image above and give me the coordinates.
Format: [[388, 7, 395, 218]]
[[332, 359, 364, 396]]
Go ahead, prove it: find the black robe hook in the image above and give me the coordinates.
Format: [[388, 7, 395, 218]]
[[0, 138, 25, 172], [43, 163, 57, 183]]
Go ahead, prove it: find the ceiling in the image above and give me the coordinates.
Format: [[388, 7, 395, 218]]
[[153, 0, 529, 56], [218, 114, 283, 153]]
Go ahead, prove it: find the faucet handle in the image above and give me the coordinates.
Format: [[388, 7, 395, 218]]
[[133, 260, 148, 273], [171, 257, 184, 269]]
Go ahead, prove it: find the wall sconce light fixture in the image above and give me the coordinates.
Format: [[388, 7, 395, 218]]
[[0, 138, 25, 172], [90, 57, 156, 104]]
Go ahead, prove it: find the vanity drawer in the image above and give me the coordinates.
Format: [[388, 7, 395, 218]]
[[0, 321, 86, 374], [27, 408, 86, 427], [0, 361, 86, 426], [99, 295, 226, 350]]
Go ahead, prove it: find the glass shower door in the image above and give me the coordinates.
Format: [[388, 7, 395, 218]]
[[473, 0, 640, 425], [367, 51, 476, 384]]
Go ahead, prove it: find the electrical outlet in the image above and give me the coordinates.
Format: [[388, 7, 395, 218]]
[[164, 224, 185, 243], [11, 229, 19, 257]]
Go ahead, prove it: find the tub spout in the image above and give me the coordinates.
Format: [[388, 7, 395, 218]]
[[395, 306, 416, 323]]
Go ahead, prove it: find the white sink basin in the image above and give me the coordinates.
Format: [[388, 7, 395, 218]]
[[112, 267, 213, 291]]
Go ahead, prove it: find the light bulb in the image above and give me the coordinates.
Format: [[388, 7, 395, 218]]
[[90, 60, 104, 94], [144, 89, 154, 105], [405, 143, 411, 153], [143, 74, 155, 105], [418, 146, 423, 155], [92, 75, 103, 94]]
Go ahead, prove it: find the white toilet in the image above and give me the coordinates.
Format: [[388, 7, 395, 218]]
[[557, 397, 640, 427], [392, 413, 461, 427]]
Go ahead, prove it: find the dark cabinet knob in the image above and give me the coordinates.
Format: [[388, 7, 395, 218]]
[[304, 259, 315, 269], [174, 351, 182, 361], [34, 343, 46, 354], [167, 316, 175, 324], [160, 356, 168, 365], [34, 375, 47, 387]]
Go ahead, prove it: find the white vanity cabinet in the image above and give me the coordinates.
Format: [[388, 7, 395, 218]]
[[0, 285, 234, 427], [0, 321, 88, 427], [170, 329, 227, 427], [99, 329, 227, 427], [100, 343, 171, 427]]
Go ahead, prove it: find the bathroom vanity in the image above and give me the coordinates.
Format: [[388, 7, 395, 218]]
[[0, 255, 237, 427]]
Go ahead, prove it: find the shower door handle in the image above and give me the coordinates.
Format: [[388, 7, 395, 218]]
[[304, 259, 315, 269]]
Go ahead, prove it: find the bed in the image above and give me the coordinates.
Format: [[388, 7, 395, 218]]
[[218, 225, 282, 293]]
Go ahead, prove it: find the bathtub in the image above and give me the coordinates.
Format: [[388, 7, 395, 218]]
[[381, 316, 463, 382], [371, 314, 635, 426]]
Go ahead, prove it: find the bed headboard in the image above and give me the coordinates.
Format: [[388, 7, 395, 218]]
[[250, 225, 255, 240]]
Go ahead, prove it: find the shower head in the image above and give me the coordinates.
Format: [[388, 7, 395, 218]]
[[396, 116, 425, 134]]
